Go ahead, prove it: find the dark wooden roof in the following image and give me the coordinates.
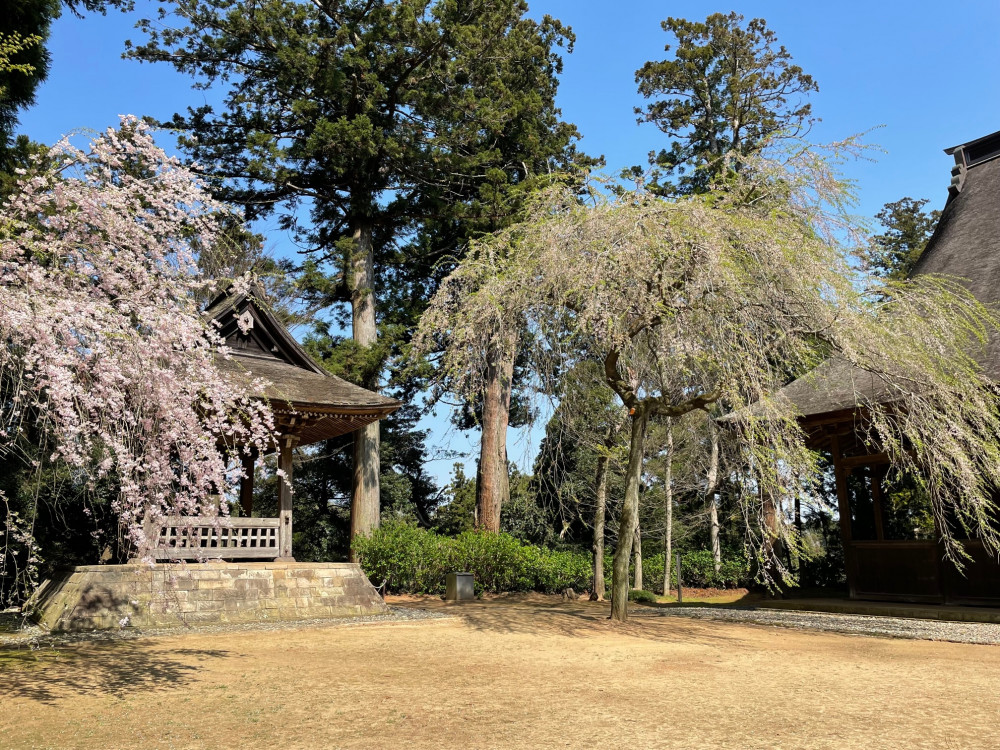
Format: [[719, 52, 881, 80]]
[[206, 286, 400, 444], [771, 133, 1000, 422], [910, 143, 1000, 380]]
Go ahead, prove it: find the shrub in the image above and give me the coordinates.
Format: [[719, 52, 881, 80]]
[[637, 550, 751, 593], [352, 520, 450, 594], [354, 521, 753, 596], [628, 589, 658, 603], [354, 520, 592, 595], [677, 550, 750, 588]]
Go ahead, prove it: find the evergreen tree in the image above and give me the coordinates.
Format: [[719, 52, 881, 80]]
[[632, 12, 817, 194], [127, 0, 592, 544], [864, 197, 940, 281], [432, 464, 477, 536]]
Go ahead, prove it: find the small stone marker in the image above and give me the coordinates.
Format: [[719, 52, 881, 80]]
[[445, 572, 475, 601]]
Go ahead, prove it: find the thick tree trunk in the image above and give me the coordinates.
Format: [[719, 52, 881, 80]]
[[662, 418, 673, 597], [611, 410, 648, 622], [632, 521, 643, 591], [476, 344, 513, 532], [592, 452, 609, 600], [349, 221, 380, 559]]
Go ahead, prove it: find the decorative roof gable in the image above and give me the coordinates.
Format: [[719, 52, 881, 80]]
[[203, 284, 399, 444], [204, 285, 325, 374]]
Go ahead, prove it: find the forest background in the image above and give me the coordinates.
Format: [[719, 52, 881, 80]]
[[4, 0, 1000, 601], [19, 1, 999, 487]]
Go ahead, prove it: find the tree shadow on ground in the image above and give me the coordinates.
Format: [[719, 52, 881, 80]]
[[392, 594, 740, 646], [0, 642, 231, 705], [638, 585, 850, 610]]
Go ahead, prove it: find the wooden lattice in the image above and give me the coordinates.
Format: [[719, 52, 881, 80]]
[[147, 517, 280, 560]]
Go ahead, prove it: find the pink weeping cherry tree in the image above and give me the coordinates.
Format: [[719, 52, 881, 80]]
[[0, 117, 278, 594]]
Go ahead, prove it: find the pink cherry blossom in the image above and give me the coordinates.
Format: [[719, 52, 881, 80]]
[[0, 117, 278, 577]]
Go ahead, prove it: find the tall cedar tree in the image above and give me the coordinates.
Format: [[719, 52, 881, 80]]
[[127, 0, 592, 540], [864, 197, 941, 281], [633, 12, 817, 194], [627, 11, 818, 583]]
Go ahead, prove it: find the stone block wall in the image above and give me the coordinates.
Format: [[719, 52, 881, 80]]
[[30, 562, 388, 631]]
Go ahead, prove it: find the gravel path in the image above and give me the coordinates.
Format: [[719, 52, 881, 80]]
[[6, 600, 1000, 648], [0, 606, 454, 649], [632, 604, 1000, 644]]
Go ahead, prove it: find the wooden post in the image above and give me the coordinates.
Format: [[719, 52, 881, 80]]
[[276, 435, 296, 562], [830, 432, 855, 597], [871, 465, 886, 541], [239, 450, 256, 518]]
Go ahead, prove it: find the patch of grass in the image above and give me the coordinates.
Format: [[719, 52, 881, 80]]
[[0, 647, 68, 671], [628, 589, 658, 603], [656, 589, 754, 605]]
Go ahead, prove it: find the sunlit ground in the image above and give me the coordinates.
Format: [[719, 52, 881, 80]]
[[2, 594, 997, 750]]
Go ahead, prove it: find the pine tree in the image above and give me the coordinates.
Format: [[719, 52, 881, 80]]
[[632, 12, 817, 194], [864, 197, 941, 281], [128, 0, 593, 543]]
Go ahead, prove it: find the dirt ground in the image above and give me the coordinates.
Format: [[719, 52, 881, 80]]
[[2, 594, 999, 750]]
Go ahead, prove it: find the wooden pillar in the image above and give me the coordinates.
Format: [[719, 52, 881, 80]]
[[276, 435, 297, 562], [830, 433, 855, 597], [871, 465, 886, 542], [239, 450, 256, 518]]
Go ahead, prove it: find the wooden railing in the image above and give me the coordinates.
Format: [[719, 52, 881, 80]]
[[145, 516, 281, 561]]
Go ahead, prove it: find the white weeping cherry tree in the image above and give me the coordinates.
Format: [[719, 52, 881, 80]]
[[414, 143, 1000, 621]]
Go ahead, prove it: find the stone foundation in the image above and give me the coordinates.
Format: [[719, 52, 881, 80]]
[[29, 562, 388, 631]]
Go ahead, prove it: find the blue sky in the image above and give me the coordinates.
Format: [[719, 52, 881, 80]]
[[17, 0, 1000, 483]]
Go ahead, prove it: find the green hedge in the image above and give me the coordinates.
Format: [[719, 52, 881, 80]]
[[640, 550, 749, 591], [355, 521, 749, 596], [628, 589, 658, 603], [613, 550, 750, 592], [354, 521, 592, 595]]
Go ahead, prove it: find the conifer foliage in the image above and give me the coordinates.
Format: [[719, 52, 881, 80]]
[[127, 0, 593, 538]]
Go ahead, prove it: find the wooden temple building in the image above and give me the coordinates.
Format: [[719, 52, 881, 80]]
[[144, 285, 401, 562], [33, 286, 399, 630], [774, 129, 1000, 605]]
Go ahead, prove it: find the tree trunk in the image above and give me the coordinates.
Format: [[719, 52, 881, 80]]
[[709, 495, 721, 574], [706, 417, 721, 574], [476, 344, 513, 532], [592, 412, 624, 601], [761, 489, 785, 586], [611, 409, 648, 622], [662, 418, 673, 597], [632, 520, 643, 591], [793, 493, 802, 573], [592, 452, 609, 600], [349, 221, 380, 559]]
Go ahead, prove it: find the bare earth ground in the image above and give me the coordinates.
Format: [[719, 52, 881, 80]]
[[3, 594, 1000, 750]]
